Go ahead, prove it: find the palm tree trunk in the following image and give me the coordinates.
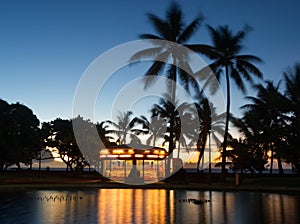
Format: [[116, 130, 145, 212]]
[[153, 134, 156, 147], [16, 162, 21, 170], [177, 141, 180, 158], [196, 132, 207, 172], [221, 65, 230, 181], [196, 138, 201, 172], [277, 156, 284, 175], [270, 143, 274, 174], [166, 60, 177, 176]]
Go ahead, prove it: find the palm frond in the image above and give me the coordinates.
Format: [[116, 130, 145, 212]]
[[238, 59, 263, 79], [139, 34, 163, 40], [178, 15, 203, 43], [143, 61, 166, 89], [166, 2, 183, 41], [230, 67, 246, 94], [130, 47, 163, 62], [236, 54, 263, 63], [186, 44, 220, 59], [147, 13, 169, 39]]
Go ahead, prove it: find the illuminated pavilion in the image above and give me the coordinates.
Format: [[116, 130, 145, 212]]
[[99, 144, 169, 183]]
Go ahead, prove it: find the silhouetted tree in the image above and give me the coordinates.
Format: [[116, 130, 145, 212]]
[[96, 121, 115, 147], [195, 25, 263, 179], [151, 94, 195, 160], [106, 111, 142, 145], [226, 138, 256, 174], [135, 115, 167, 147], [192, 96, 225, 172], [72, 116, 102, 170], [231, 115, 268, 175], [131, 2, 204, 175], [241, 81, 291, 174], [45, 118, 88, 171], [284, 63, 300, 173], [0, 99, 10, 170], [0, 101, 40, 170]]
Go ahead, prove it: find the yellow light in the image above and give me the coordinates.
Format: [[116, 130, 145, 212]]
[[107, 155, 118, 158], [144, 150, 150, 153], [135, 154, 144, 158], [154, 150, 159, 154], [147, 155, 158, 158], [100, 149, 109, 154], [159, 155, 165, 158], [128, 149, 134, 154], [119, 155, 132, 158], [160, 151, 165, 154], [113, 149, 124, 154]]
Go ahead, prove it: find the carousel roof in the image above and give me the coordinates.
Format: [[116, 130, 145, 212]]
[[100, 143, 167, 160]]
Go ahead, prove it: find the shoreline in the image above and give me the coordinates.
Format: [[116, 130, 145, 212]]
[[1, 170, 300, 193], [1, 181, 300, 193]]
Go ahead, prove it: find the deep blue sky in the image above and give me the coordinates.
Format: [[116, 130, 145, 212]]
[[1, 0, 300, 124]]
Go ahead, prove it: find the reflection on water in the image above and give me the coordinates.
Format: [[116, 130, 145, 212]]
[[0, 189, 299, 224]]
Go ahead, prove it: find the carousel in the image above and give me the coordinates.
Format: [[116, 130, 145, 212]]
[[99, 144, 169, 183]]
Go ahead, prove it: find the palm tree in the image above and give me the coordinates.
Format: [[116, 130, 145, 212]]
[[241, 81, 290, 174], [284, 63, 300, 116], [231, 116, 269, 175], [96, 121, 115, 147], [151, 94, 194, 173], [173, 103, 196, 158], [130, 2, 204, 175], [283, 63, 300, 173], [107, 111, 142, 145], [192, 95, 226, 172], [195, 25, 263, 179], [137, 115, 167, 147]]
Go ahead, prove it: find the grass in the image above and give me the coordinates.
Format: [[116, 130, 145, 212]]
[[0, 170, 300, 193]]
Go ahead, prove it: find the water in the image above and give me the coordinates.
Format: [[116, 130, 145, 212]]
[[0, 189, 299, 224]]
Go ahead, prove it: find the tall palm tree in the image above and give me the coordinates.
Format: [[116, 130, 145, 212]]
[[173, 103, 196, 158], [195, 25, 263, 179], [130, 2, 204, 175], [151, 94, 194, 173], [192, 95, 226, 172]]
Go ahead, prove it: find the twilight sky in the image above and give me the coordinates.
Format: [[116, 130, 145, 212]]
[[1, 0, 300, 125]]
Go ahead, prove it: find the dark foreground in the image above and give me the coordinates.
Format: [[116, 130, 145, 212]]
[[0, 170, 300, 193]]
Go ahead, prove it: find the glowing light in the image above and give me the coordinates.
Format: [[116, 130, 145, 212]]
[[135, 154, 144, 158], [154, 150, 159, 154], [119, 155, 131, 158], [100, 149, 109, 154], [147, 155, 158, 158], [107, 155, 118, 158], [144, 150, 150, 153], [158, 155, 165, 158], [128, 149, 134, 154], [113, 149, 124, 154]]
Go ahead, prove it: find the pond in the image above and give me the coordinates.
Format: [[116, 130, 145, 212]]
[[0, 189, 299, 224]]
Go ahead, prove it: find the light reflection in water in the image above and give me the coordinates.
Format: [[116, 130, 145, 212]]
[[98, 189, 174, 223], [0, 189, 299, 224]]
